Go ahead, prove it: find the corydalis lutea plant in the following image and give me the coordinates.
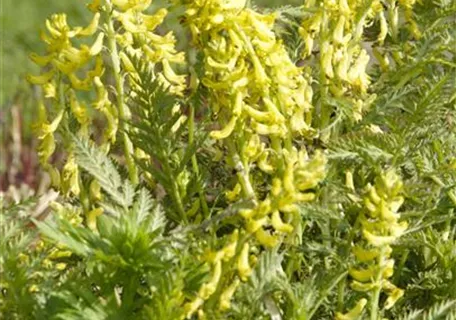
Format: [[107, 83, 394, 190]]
[[176, 1, 327, 316], [337, 170, 407, 320], [299, 0, 421, 139], [22, 0, 456, 319], [28, 0, 326, 317], [28, 0, 186, 190], [179, 0, 327, 244]]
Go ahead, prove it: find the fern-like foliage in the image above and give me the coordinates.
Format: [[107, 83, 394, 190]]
[[73, 137, 135, 210], [125, 53, 208, 223]]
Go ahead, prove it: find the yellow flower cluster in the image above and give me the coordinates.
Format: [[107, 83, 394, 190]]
[[300, 0, 381, 122], [183, 230, 241, 318], [178, 0, 327, 317], [28, 0, 186, 196], [182, 0, 325, 238], [28, 12, 106, 194], [299, 0, 420, 124], [110, 0, 186, 96], [338, 170, 407, 318]]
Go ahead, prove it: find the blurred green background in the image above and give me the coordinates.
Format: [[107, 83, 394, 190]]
[[0, 0, 300, 190]]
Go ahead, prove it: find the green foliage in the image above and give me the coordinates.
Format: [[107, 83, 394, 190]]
[[2, 0, 456, 319]]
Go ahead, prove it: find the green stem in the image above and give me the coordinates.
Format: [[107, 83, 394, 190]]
[[105, 1, 138, 185], [189, 104, 210, 218], [394, 250, 409, 284], [337, 276, 346, 312], [370, 247, 386, 320], [308, 271, 348, 319], [160, 148, 188, 224]]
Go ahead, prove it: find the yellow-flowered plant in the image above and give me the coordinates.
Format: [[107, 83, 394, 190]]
[[28, 0, 186, 214], [299, 0, 421, 137], [173, 1, 328, 316], [22, 0, 447, 319], [180, 0, 326, 241], [337, 170, 407, 320]]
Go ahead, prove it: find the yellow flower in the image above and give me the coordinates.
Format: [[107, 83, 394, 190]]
[[55, 263, 67, 271], [29, 285, 40, 293], [221, 230, 239, 261], [333, 16, 346, 45], [271, 211, 293, 233], [87, 207, 104, 231], [384, 287, 404, 309], [26, 69, 55, 85], [183, 297, 204, 320], [78, 12, 100, 36], [237, 243, 252, 281], [320, 41, 334, 78], [210, 116, 238, 140], [219, 278, 240, 311], [255, 227, 278, 247], [198, 260, 222, 299], [349, 265, 376, 283], [377, 12, 388, 44], [29, 53, 55, 66], [89, 32, 105, 56], [335, 298, 367, 320]]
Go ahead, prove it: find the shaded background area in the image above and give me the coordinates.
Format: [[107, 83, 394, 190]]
[[0, 0, 300, 192]]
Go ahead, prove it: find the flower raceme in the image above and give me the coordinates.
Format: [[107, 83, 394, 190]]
[[179, 0, 326, 235], [299, 0, 421, 125], [176, 1, 327, 317], [337, 170, 407, 319], [27, 0, 186, 196]]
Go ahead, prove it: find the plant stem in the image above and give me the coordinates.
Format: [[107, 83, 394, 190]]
[[105, 1, 138, 185], [308, 271, 348, 319], [337, 276, 346, 312], [370, 247, 386, 320], [188, 104, 210, 218], [160, 148, 188, 224]]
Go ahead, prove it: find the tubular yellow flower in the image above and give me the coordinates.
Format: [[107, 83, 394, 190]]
[[29, 53, 55, 66], [378, 12, 388, 44], [349, 265, 377, 283], [221, 230, 239, 261], [384, 287, 404, 309], [198, 260, 222, 299], [184, 297, 204, 320], [333, 16, 346, 45], [246, 217, 268, 234], [363, 230, 396, 247], [237, 243, 252, 281], [219, 278, 240, 311], [210, 116, 238, 140], [87, 207, 104, 231], [89, 32, 105, 56], [271, 211, 293, 233], [255, 227, 278, 247], [55, 263, 67, 271], [352, 246, 381, 262], [26, 69, 55, 85], [335, 299, 367, 320], [321, 41, 334, 78], [350, 281, 377, 292], [79, 12, 100, 36], [62, 154, 81, 196]]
